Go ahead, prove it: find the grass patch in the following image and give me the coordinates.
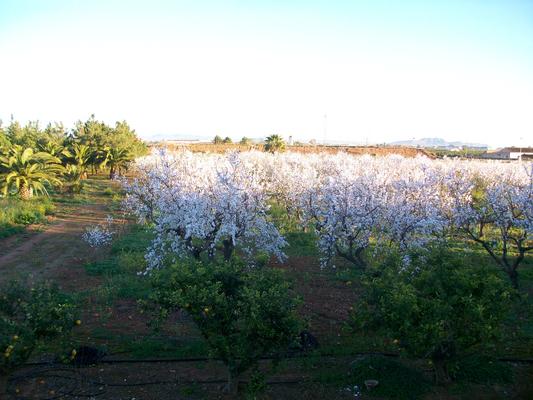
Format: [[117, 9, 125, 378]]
[[0, 197, 55, 237], [451, 355, 513, 385], [304, 354, 430, 399], [85, 259, 121, 276], [85, 225, 152, 303], [285, 231, 318, 257], [124, 336, 208, 359], [349, 355, 431, 399], [103, 274, 151, 300], [0, 223, 25, 238], [111, 225, 153, 254], [83, 328, 208, 359]]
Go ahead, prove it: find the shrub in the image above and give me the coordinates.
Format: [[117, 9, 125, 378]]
[[13, 210, 40, 225], [149, 260, 302, 394], [352, 246, 514, 384], [0, 198, 54, 238], [0, 282, 79, 393]]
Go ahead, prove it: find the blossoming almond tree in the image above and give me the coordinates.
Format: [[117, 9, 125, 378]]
[[302, 170, 386, 269], [446, 163, 533, 288], [123, 150, 286, 273], [121, 149, 531, 283], [381, 158, 449, 253]]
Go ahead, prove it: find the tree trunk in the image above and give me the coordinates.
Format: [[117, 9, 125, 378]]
[[0, 374, 9, 397], [223, 369, 240, 395], [222, 240, 234, 261], [109, 167, 115, 180], [19, 184, 32, 200], [432, 358, 451, 385], [508, 268, 519, 289]]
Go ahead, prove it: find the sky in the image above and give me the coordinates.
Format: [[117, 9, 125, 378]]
[[0, 0, 532, 148]]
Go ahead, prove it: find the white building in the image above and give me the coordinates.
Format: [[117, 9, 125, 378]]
[[482, 147, 533, 160]]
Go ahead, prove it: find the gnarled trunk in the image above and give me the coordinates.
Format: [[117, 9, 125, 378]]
[[222, 239, 234, 261], [0, 374, 9, 397], [223, 369, 240, 395], [432, 358, 451, 385], [431, 342, 455, 385], [507, 268, 519, 289], [19, 184, 32, 200]]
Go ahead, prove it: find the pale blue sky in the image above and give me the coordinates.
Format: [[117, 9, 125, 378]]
[[0, 0, 532, 147]]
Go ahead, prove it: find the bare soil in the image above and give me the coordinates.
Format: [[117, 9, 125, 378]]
[[0, 203, 112, 289]]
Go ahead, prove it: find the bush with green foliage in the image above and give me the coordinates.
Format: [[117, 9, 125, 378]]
[[352, 246, 514, 384], [0, 282, 79, 393], [0, 198, 54, 235], [149, 260, 302, 394]]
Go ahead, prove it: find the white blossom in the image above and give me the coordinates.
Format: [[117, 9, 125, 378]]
[[82, 216, 115, 248]]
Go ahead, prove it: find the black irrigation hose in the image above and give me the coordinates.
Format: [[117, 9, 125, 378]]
[[7, 352, 533, 400], [8, 367, 106, 400], [22, 350, 533, 367], [7, 366, 303, 400], [23, 350, 400, 368], [496, 356, 533, 364]]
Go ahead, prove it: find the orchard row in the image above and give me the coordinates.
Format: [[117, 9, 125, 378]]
[[122, 150, 532, 287]]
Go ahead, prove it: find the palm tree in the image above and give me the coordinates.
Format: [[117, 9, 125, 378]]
[[99, 147, 132, 179], [0, 146, 64, 199], [264, 134, 286, 153], [62, 164, 84, 194], [38, 141, 69, 159], [65, 143, 93, 179]]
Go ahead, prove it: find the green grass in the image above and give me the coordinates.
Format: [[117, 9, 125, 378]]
[[306, 354, 431, 400], [0, 197, 55, 237], [84, 225, 153, 303], [124, 336, 208, 359], [0, 223, 25, 238], [451, 355, 513, 385], [111, 225, 154, 254], [284, 231, 318, 257], [349, 355, 431, 399]]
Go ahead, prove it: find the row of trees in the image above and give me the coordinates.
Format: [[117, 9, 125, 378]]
[[123, 151, 532, 288], [212, 134, 287, 152], [119, 150, 530, 386], [0, 116, 146, 198]]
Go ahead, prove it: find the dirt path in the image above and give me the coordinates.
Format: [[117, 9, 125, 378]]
[[0, 201, 115, 289]]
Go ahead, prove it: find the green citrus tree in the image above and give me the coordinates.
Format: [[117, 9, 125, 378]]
[[149, 260, 302, 394], [1, 282, 79, 395], [353, 246, 514, 384]]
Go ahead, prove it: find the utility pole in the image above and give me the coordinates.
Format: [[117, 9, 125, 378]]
[[323, 113, 327, 146]]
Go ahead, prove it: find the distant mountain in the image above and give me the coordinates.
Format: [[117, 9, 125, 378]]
[[390, 137, 488, 149]]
